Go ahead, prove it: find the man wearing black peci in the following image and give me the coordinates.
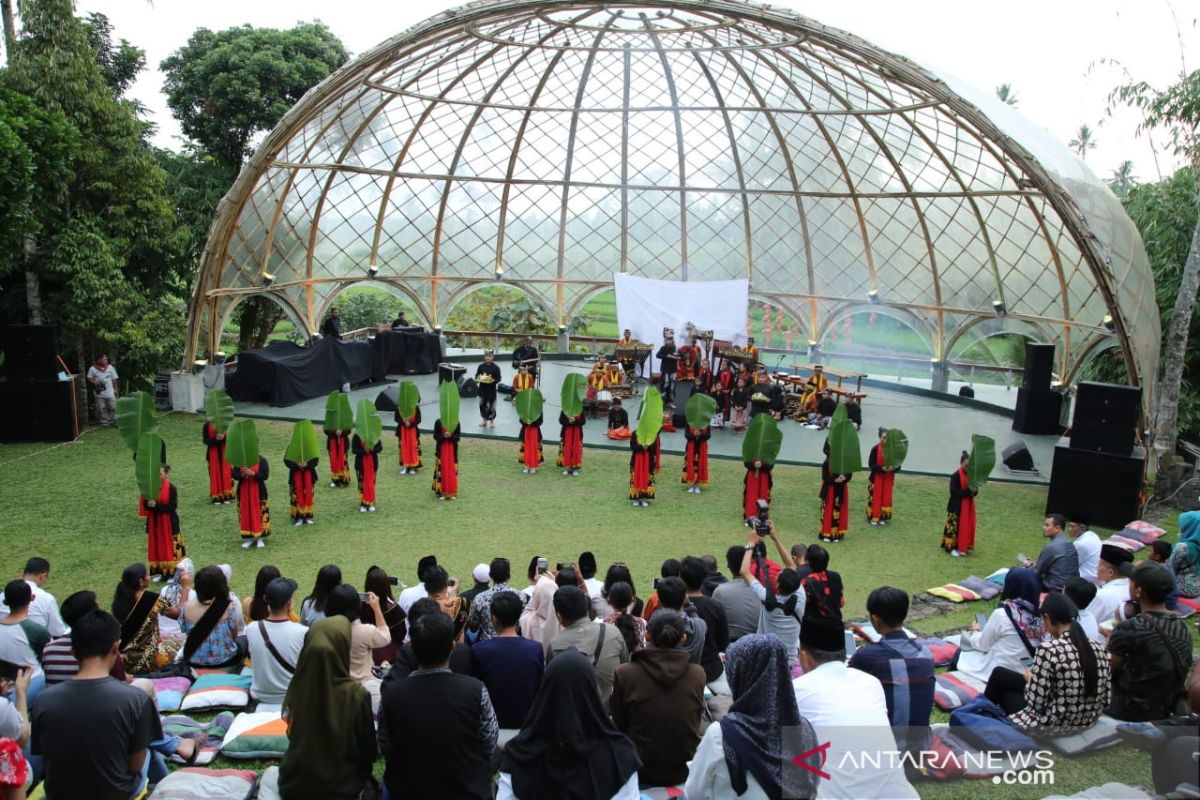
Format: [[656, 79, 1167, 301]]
[[656, 334, 678, 403], [511, 336, 539, 378], [475, 350, 502, 430]]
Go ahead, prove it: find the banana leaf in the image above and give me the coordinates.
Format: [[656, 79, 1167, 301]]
[[967, 434, 996, 492], [284, 419, 321, 463], [831, 403, 849, 428], [515, 389, 543, 424], [882, 429, 909, 468], [355, 399, 383, 449], [742, 414, 783, 466], [827, 420, 862, 474], [135, 432, 163, 499], [560, 373, 587, 418], [636, 386, 664, 445], [323, 392, 353, 432], [685, 392, 718, 430], [439, 380, 460, 432], [116, 391, 156, 451], [397, 381, 420, 419], [204, 390, 235, 434], [225, 419, 259, 469]]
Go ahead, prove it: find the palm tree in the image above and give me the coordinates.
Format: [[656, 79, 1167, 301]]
[[1107, 160, 1136, 200], [995, 83, 1019, 107], [1068, 124, 1097, 160]]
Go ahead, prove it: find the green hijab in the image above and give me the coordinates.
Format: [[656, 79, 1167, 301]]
[[280, 616, 366, 785]]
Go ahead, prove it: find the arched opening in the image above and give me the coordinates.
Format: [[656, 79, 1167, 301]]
[[817, 306, 935, 379], [572, 287, 619, 338], [216, 293, 307, 356], [945, 317, 1053, 389], [441, 283, 560, 350], [317, 281, 428, 335], [749, 297, 806, 353]]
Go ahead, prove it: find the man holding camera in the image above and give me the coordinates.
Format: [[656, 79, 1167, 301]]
[[86, 354, 119, 427]]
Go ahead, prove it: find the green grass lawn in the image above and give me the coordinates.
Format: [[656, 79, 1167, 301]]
[[0, 412, 1184, 797]]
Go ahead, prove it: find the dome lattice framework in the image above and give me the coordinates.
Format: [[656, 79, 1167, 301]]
[[187, 0, 1158, 395]]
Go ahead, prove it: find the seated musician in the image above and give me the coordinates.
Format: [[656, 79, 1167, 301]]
[[604, 358, 623, 388], [696, 360, 713, 394], [676, 337, 700, 382], [512, 363, 536, 394], [586, 358, 607, 400], [800, 364, 828, 413], [512, 336, 539, 377], [809, 388, 837, 429], [618, 328, 636, 346], [608, 398, 630, 431], [391, 311, 410, 329], [744, 336, 760, 364]]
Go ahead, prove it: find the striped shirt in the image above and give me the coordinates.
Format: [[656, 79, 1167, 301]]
[[41, 636, 128, 686], [847, 632, 935, 753]]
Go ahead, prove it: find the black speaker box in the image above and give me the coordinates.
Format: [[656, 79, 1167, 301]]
[[1022, 342, 1055, 390], [0, 378, 79, 442], [3, 325, 60, 381], [1001, 441, 1035, 471], [1045, 437, 1144, 530], [374, 385, 399, 414], [437, 363, 466, 384], [459, 378, 478, 398], [672, 379, 695, 428], [1013, 387, 1062, 435], [958, 386, 975, 399], [1071, 382, 1141, 454]]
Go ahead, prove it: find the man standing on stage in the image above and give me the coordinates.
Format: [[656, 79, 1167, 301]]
[[87, 354, 119, 426], [322, 307, 342, 340], [511, 336, 539, 378], [656, 335, 677, 403], [475, 350, 502, 429]]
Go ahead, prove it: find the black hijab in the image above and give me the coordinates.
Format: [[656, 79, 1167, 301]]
[[501, 648, 642, 800], [719, 634, 819, 800]]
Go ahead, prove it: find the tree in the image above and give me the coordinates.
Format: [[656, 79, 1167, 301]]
[[995, 83, 1019, 107], [1114, 69, 1200, 455], [1108, 160, 1136, 201], [161, 22, 348, 352], [83, 13, 145, 102], [1068, 124, 1097, 160]]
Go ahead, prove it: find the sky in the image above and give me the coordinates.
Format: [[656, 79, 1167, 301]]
[[66, 0, 1199, 183]]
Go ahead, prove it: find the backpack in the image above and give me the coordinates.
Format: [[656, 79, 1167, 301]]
[[948, 696, 1039, 753]]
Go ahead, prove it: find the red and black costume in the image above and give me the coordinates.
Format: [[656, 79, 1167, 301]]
[[393, 407, 422, 472], [866, 441, 896, 524], [202, 422, 234, 504], [145, 478, 184, 577], [235, 456, 271, 542], [285, 457, 318, 523], [351, 435, 382, 509], [557, 412, 585, 471], [819, 457, 852, 542], [135, 440, 167, 518], [325, 429, 352, 487], [682, 425, 711, 488], [743, 462, 773, 519], [714, 365, 735, 419], [629, 432, 656, 501], [941, 467, 977, 554], [432, 420, 461, 499], [519, 415, 544, 470]]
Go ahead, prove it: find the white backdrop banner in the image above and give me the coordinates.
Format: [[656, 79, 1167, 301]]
[[612, 274, 749, 375]]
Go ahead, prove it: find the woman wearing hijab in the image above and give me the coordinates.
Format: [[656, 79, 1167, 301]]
[[1168, 510, 1200, 598], [498, 649, 642, 800], [686, 635, 819, 800], [278, 616, 378, 799], [956, 568, 1045, 686]]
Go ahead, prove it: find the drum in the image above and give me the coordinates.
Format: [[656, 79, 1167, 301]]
[[595, 390, 614, 404]]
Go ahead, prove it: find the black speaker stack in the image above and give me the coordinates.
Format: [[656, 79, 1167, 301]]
[[1045, 381, 1145, 530], [0, 325, 79, 442], [1012, 342, 1062, 435]]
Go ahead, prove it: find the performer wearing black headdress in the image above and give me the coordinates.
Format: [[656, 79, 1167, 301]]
[[475, 350, 502, 429]]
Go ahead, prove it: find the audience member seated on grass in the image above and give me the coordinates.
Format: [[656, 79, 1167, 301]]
[[739, 526, 804, 673], [397, 555, 437, 618], [0, 736, 26, 800], [598, 564, 643, 618], [31, 610, 170, 800], [956, 567, 1044, 685], [603, 582, 647, 653], [1106, 563, 1195, 722], [1022, 513, 1079, 593], [685, 635, 819, 800], [649, 576, 706, 668], [324, 585, 390, 712], [365, 566, 406, 664], [520, 557, 560, 655], [1087, 545, 1134, 625], [639, 559, 680, 621], [0, 663, 30, 754], [112, 563, 180, 674], [579, 551, 609, 618], [611, 611, 705, 788], [1168, 510, 1200, 599], [245, 577, 306, 705], [793, 617, 919, 800], [1115, 657, 1200, 796], [299, 564, 341, 627], [424, 565, 469, 641], [699, 554, 727, 597], [464, 558, 520, 644], [0, 559, 66, 638], [678, 557, 729, 685], [42, 591, 141, 688], [499, 648, 642, 800], [984, 592, 1111, 736], [380, 612, 497, 800], [1068, 516, 1101, 584], [1064, 577, 1103, 643], [847, 587, 934, 758], [800, 544, 844, 621], [243, 564, 301, 623], [549, 587, 628, 707], [0, 583, 47, 682], [713, 546, 762, 642], [382, 599, 473, 681], [1147, 540, 1182, 612], [278, 616, 377, 800], [469, 591, 544, 730], [461, 563, 491, 607], [179, 565, 245, 668]]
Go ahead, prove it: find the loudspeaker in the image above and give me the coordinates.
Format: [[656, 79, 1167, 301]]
[[1001, 441, 1035, 471], [958, 386, 975, 399], [1045, 437, 1145, 530], [672, 380, 695, 428], [1022, 342, 1055, 390], [459, 378, 478, 398], [2, 325, 60, 381], [1071, 381, 1141, 454], [1013, 387, 1062, 434], [437, 363, 466, 384], [374, 385, 399, 414], [0, 377, 79, 442]]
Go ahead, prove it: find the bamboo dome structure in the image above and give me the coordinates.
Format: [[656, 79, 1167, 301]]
[[186, 0, 1158, 396]]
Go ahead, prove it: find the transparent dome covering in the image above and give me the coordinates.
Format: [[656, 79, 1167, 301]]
[[187, 0, 1157, 394]]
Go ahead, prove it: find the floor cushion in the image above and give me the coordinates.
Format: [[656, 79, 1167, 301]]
[[161, 711, 236, 766], [916, 637, 959, 667], [927, 584, 982, 603], [958, 575, 1001, 600], [220, 711, 290, 759], [147, 767, 257, 799], [1041, 783, 1152, 799], [1040, 715, 1124, 755], [151, 676, 192, 712], [180, 672, 252, 712], [933, 671, 983, 710]]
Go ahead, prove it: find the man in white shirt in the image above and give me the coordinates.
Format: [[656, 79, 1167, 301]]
[[792, 618, 918, 800], [86, 353, 119, 426], [0, 557, 68, 638], [1086, 545, 1134, 626], [1069, 516, 1102, 584], [245, 578, 307, 705], [398, 555, 437, 614], [578, 551, 610, 618]]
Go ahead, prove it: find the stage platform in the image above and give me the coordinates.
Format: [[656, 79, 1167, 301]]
[[230, 356, 1057, 485]]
